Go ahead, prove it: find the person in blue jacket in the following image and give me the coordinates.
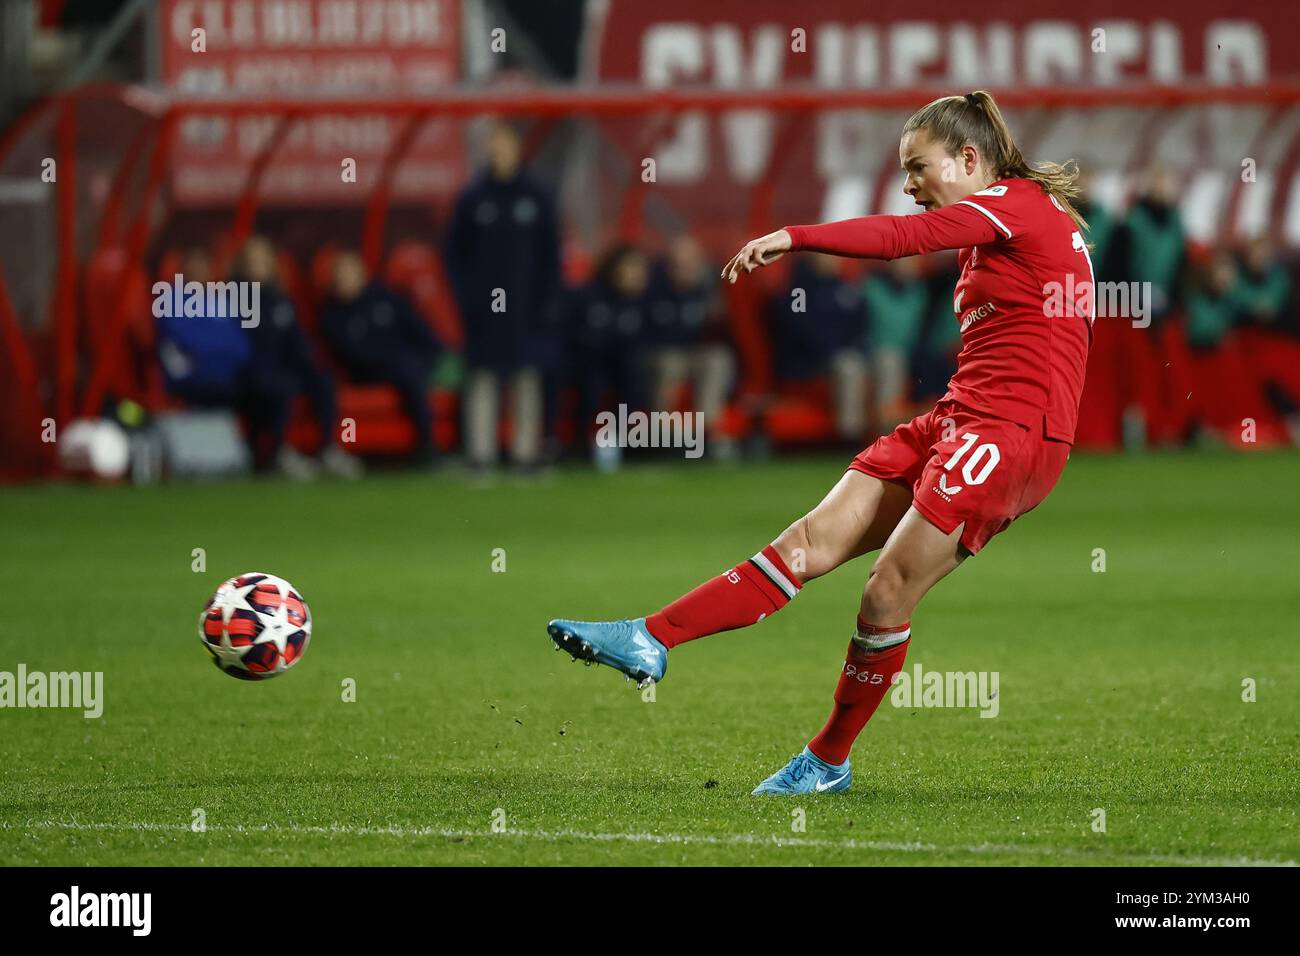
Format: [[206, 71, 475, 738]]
[[157, 247, 251, 409]]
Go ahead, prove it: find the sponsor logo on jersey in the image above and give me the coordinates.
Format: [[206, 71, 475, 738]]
[[959, 300, 997, 332]]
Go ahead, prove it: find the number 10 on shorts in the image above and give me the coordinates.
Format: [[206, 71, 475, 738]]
[[941, 433, 1001, 492]]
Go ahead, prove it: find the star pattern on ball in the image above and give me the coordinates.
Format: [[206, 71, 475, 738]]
[[200, 573, 311, 680]]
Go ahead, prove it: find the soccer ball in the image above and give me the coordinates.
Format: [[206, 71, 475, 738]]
[[199, 572, 312, 681]]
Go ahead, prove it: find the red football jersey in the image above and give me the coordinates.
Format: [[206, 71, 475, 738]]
[[784, 177, 1095, 442]]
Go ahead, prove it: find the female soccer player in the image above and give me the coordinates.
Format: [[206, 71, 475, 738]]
[[547, 91, 1096, 795]]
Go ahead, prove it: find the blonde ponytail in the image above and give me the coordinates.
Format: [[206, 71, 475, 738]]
[[904, 90, 1090, 235]]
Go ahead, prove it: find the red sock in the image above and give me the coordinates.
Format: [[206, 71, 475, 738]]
[[808, 618, 911, 765], [645, 545, 801, 649]]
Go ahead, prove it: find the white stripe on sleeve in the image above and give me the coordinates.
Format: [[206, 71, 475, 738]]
[[955, 200, 1013, 239]]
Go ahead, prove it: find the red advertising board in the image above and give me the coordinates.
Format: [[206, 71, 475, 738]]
[[580, 0, 1297, 240], [159, 0, 462, 204], [585, 0, 1291, 88]]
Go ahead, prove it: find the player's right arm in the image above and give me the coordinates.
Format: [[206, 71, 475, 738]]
[[722, 201, 1007, 284]]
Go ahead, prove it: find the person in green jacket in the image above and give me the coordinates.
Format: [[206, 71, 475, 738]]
[[1072, 167, 1116, 278], [1233, 236, 1300, 444], [1116, 168, 1186, 325], [1185, 250, 1239, 350], [1233, 237, 1292, 332], [862, 257, 928, 429]]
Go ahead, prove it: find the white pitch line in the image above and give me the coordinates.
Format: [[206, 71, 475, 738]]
[[3, 820, 1295, 867]]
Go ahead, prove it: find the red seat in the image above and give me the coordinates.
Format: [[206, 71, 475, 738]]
[[384, 239, 464, 350], [284, 385, 459, 455], [763, 398, 836, 445], [763, 379, 837, 445], [310, 244, 340, 304], [83, 247, 161, 409]]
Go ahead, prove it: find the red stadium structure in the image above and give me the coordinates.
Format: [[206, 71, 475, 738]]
[[4, 82, 1300, 478]]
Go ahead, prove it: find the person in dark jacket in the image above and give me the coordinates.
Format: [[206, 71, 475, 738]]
[[445, 121, 560, 471], [319, 249, 440, 464], [235, 237, 362, 479], [644, 235, 735, 439], [770, 253, 870, 441], [569, 243, 653, 464]]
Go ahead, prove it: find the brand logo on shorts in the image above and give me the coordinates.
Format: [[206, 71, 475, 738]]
[[934, 473, 963, 500]]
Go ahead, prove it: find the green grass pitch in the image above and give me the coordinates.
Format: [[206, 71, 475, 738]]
[[0, 452, 1296, 866]]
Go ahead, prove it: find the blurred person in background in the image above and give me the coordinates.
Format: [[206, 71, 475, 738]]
[[319, 249, 441, 465], [1071, 167, 1124, 450], [235, 237, 363, 479], [913, 254, 963, 404], [1234, 236, 1300, 444], [645, 235, 736, 448], [1110, 166, 1188, 447], [157, 246, 252, 410], [1071, 166, 1117, 272], [769, 253, 870, 443], [1169, 248, 1267, 444], [445, 120, 560, 473], [862, 257, 927, 430], [569, 243, 652, 465]]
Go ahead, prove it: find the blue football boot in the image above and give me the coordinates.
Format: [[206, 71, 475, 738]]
[[547, 617, 667, 688], [752, 746, 851, 795]]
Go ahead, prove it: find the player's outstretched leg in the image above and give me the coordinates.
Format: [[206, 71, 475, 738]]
[[547, 617, 666, 688], [547, 542, 804, 686], [546, 541, 797, 688], [547, 473, 911, 688], [546, 544, 796, 686]]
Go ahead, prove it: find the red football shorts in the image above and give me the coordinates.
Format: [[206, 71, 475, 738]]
[[848, 399, 1071, 555]]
